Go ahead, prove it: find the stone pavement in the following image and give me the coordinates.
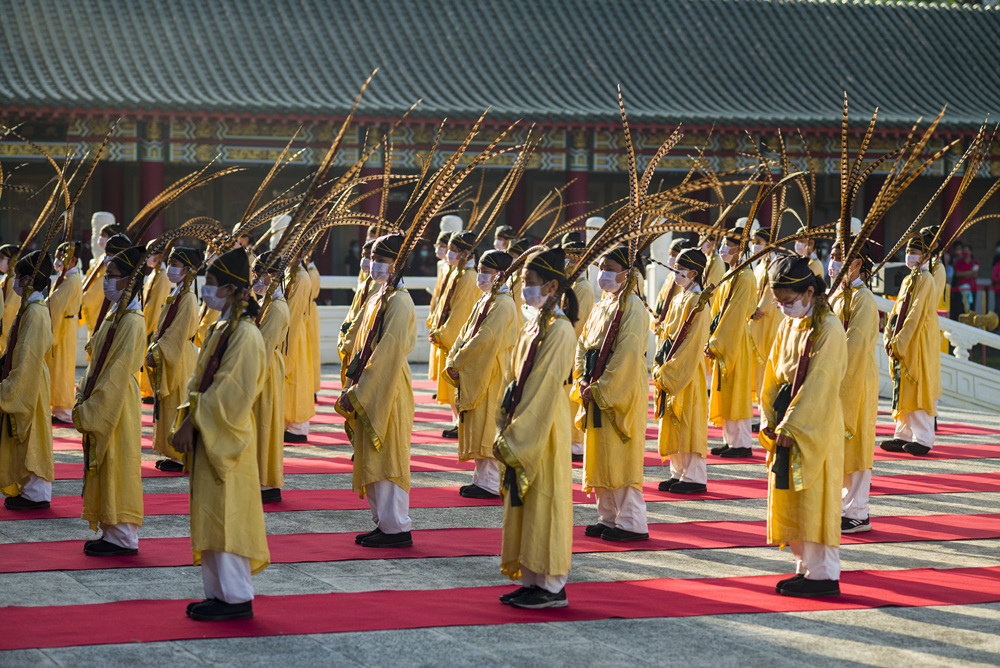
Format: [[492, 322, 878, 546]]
[[0, 364, 998, 667]]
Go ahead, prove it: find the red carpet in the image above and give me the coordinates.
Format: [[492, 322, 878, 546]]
[[1, 513, 994, 575], [6, 472, 999, 521], [2, 565, 998, 650]]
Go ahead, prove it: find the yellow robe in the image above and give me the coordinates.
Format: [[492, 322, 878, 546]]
[[496, 312, 575, 581], [708, 265, 757, 423], [750, 260, 782, 401], [343, 287, 416, 496], [759, 307, 847, 548], [831, 284, 879, 475], [194, 304, 219, 349], [79, 262, 105, 335], [139, 266, 170, 398], [186, 316, 269, 573], [571, 276, 595, 339], [446, 292, 517, 461], [808, 258, 825, 281], [431, 266, 478, 407], [338, 274, 372, 386], [254, 296, 289, 488], [509, 273, 526, 322], [885, 269, 941, 417], [0, 300, 54, 494], [46, 270, 83, 410], [651, 272, 678, 342], [306, 264, 321, 394], [574, 291, 651, 493], [147, 287, 198, 461], [653, 289, 711, 459], [75, 307, 145, 532], [283, 266, 315, 425], [427, 263, 451, 382], [1, 276, 21, 353], [705, 253, 725, 309]]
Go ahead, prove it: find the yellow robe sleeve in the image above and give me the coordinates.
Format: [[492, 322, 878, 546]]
[[707, 266, 757, 377], [0, 303, 54, 467], [433, 268, 478, 350], [833, 286, 879, 473], [283, 267, 311, 372], [78, 263, 105, 334], [142, 268, 170, 340], [259, 297, 290, 355], [147, 290, 199, 397], [194, 305, 218, 349], [572, 277, 595, 339], [45, 272, 83, 410], [447, 293, 517, 413], [338, 275, 371, 361], [654, 292, 710, 402]]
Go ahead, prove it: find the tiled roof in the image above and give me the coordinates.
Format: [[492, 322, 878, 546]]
[[1, 0, 998, 129]]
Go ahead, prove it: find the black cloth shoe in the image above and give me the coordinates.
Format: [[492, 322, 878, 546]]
[[584, 523, 610, 537], [83, 538, 102, 551], [4, 495, 50, 510], [84, 539, 138, 556], [459, 484, 500, 499], [879, 438, 907, 452], [669, 481, 708, 494], [778, 577, 840, 597], [355, 527, 382, 545], [284, 431, 307, 444], [361, 530, 413, 548], [709, 444, 730, 456], [571, 454, 583, 463], [774, 574, 804, 593], [51, 415, 73, 426], [141, 396, 154, 405], [903, 442, 931, 456], [154, 459, 185, 473], [601, 527, 649, 542], [500, 586, 534, 605], [751, 422, 760, 433], [186, 598, 217, 616], [658, 478, 680, 491], [441, 426, 458, 439], [720, 447, 752, 459], [261, 488, 282, 504], [842, 517, 871, 534], [188, 599, 253, 621], [509, 587, 568, 609]]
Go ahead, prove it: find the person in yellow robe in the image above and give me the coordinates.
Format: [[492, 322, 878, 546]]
[[828, 242, 879, 534], [698, 234, 725, 299], [760, 255, 846, 597], [83, 233, 132, 347], [427, 231, 451, 383], [493, 224, 516, 252], [794, 227, 827, 288], [338, 240, 375, 387], [145, 247, 201, 473], [496, 247, 576, 609], [283, 261, 315, 442], [444, 250, 518, 499], [0, 244, 22, 352], [506, 238, 529, 317], [707, 229, 759, 459], [881, 236, 941, 456], [574, 246, 651, 542], [429, 231, 479, 439], [193, 302, 219, 349], [139, 242, 170, 402], [1, 251, 55, 510], [749, 228, 783, 408], [337, 233, 416, 548], [251, 251, 290, 503], [306, 258, 322, 395], [46, 242, 83, 425], [79, 223, 123, 336], [652, 249, 712, 494], [171, 247, 268, 622], [74, 245, 146, 556], [560, 235, 595, 460], [651, 240, 686, 342]]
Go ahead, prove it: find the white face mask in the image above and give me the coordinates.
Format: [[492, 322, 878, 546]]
[[201, 284, 228, 311], [0, 258, 7, 274], [827, 259, 843, 281], [252, 279, 267, 296], [476, 272, 494, 293], [905, 253, 921, 269], [98, 237, 108, 250], [103, 276, 123, 302], [494, 239, 509, 251], [778, 294, 810, 319], [794, 242, 808, 256], [13, 277, 25, 297], [360, 258, 371, 275], [666, 256, 677, 269], [597, 270, 622, 293], [435, 246, 447, 260], [370, 261, 391, 284], [54, 259, 64, 273], [719, 243, 731, 258], [752, 243, 766, 255], [674, 273, 693, 289], [146, 257, 159, 268], [521, 284, 548, 308], [166, 266, 185, 284], [446, 250, 460, 267]]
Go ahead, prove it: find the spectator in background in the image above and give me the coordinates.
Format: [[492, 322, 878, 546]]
[[343, 239, 361, 276], [991, 241, 1000, 312], [950, 242, 979, 319]]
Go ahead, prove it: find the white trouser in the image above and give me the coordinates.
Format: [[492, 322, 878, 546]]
[[571, 441, 584, 456], [52, 407, 74, 423], [894, 410, 934, 448], [472, 458, 501, 495], [366, 479, 413, 534], [20, 474, 52, 503], [669, 452, 708, 485], [260, 485, 275, 491], [521, 566, 568, 594], [722, 418, 752, 448], [790, 540, 840, 581], [595, 486, 648, 534], [201, 550, 253, 604], [285, 420, 310, 436], [99, 522, 139, 549], [842, 469, 872, 520], [451, 405, 459, 426]]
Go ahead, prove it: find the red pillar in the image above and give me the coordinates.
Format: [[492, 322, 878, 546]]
[[100, 162, 125, 227], [505, 178, 526, 230], [941, 175, 964, 243], [139, 160, 165, 242], [565, 169, 589, 230]]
